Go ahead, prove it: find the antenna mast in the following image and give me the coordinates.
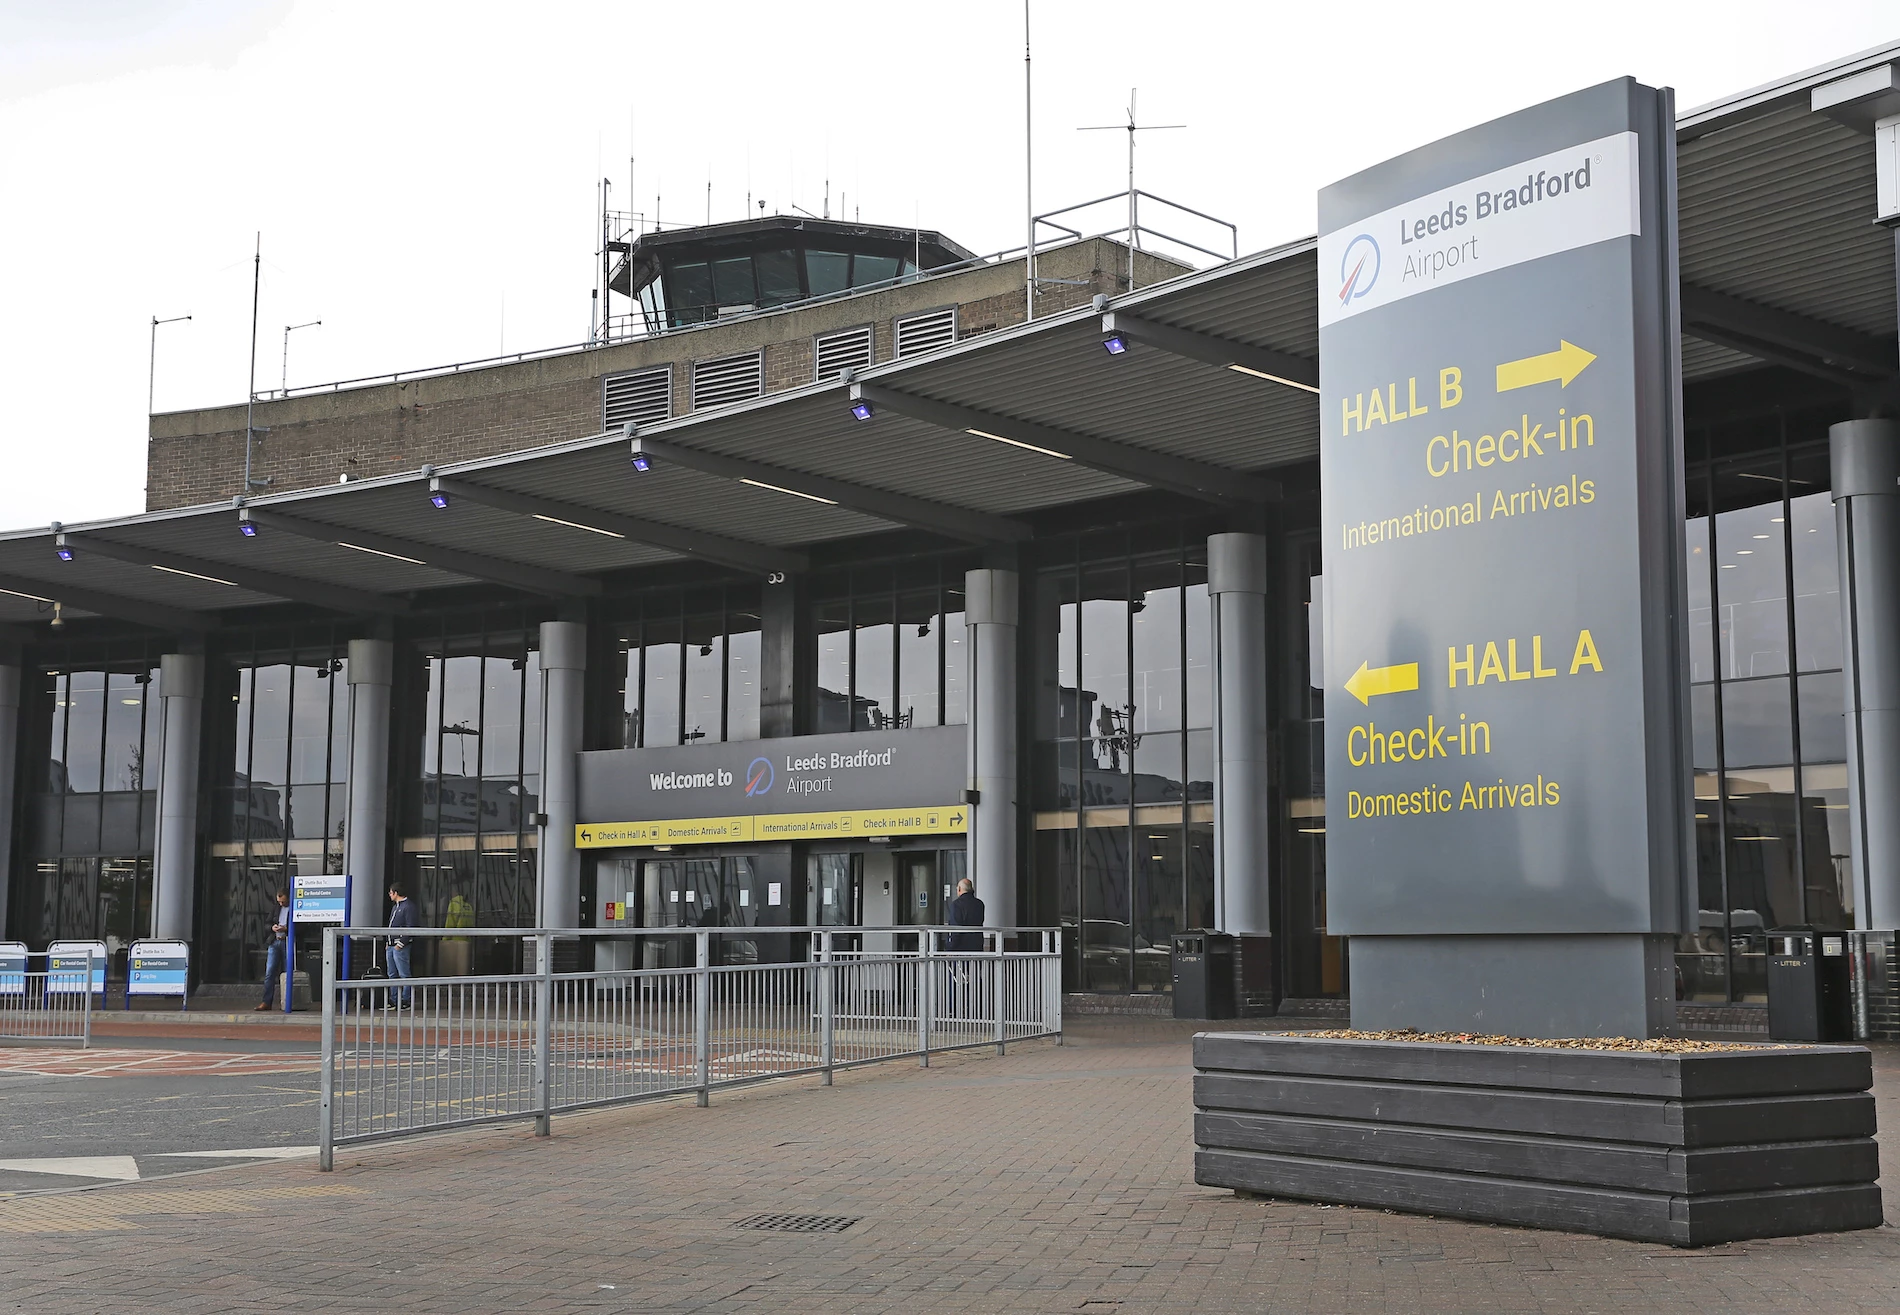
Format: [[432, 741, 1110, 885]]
[[1023, 0, 1034, 321], [1079, 88, 1185, 292]]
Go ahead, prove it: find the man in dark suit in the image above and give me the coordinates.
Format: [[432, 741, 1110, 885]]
[[945, 878, 985, 952]]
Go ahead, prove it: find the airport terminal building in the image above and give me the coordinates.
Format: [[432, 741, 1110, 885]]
[[2, 45, 1898, 1024]]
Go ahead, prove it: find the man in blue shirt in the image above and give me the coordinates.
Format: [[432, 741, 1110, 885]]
[[254, 890, 290, 1011], [385, 881, 419, 1008]]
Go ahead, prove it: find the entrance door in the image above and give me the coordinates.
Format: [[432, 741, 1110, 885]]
[[809, 853, 861, 927], [898, 853, 943, 926]]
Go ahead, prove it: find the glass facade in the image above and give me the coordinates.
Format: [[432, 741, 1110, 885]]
[[1680, 412, 1847, 1002], [1032, 528, 1215, 993], [617, 585, 762, 747], [202, 634, 351, 984], [16, 646, 162, 975], [812, 558, 970, 733], [400, 617, 543, 970]]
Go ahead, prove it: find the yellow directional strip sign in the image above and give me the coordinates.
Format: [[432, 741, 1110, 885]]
[[1343, 660, 1420, 705], [1496, 339, 1595, 392], [576, 806, 968, 849]]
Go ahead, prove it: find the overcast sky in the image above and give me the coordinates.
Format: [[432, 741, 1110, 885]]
[[1, 0, 1892, 531]]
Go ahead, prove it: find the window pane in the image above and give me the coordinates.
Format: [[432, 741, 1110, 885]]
[[103, 671, 149, 792], [1721, 675, 1793, 769], [1080, 823, 1130, 992], [897, 590, 939, 728], [852, 254, 899, 287], [683, 615, 723, 743], [941, 592, 967, 726], [727, 621, 761, 743], [644, 620, 682, 748], [1185, 566, 1212, 730], [1134, 825, 1183, 992], [711, 256, 756, 306], [520, 646, 542, 812], [1798, 669, 1845, 764], [62, 672, 104, 793], [668, 261, 712, 314], [1685, 488, 1716, 683], [854, 594, 895, 730], [1131, 558, 1182, 734], [1132, 731, 1183, 804], [1714, 462, 1788, 679], [1080, 565, 1130, 743], [1788, 476, 1841, 672], [288, 662, 335, 785], [619, 633, 642, 748], [248, 665, 292, 787], [755, 250, 801, 305], [479, 651, 524, 778], [815, 599, 851, 734], [806, 251, 850, 297]]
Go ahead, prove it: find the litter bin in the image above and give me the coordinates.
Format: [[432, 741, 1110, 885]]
[[1766, 926, 1852, 1042], [1172, 932, 1236, 1020]]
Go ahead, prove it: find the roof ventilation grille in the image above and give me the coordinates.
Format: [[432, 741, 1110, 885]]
[[692, 351, 765, 411], [814, 326, 874, 381], [895, 307, 957, 358], [602, 366, 673, 430]]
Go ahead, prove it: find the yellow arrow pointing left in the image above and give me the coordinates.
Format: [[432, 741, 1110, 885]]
[[1343, 660, 1420, 706], [1496, 339, 1596, 392]]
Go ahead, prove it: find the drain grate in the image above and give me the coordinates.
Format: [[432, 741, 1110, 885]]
[[735, 1212, 861, 1234]]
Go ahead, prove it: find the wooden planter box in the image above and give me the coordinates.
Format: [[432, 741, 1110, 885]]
[[1193, 1032, 1883, 1247]]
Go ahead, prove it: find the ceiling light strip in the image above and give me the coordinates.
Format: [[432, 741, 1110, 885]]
[[531, 513, 625, 539], [337, 541, 427, 565], [739, 478, 838, 505], [151, 564, 239, 587], [964, 428, 1072, 460]]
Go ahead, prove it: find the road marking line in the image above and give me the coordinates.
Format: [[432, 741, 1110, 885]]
[[0, 1156, 141, 1181]]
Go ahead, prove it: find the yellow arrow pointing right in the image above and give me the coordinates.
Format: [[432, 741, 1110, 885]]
[[1496, 339, 1596, 392], [1343, 660, 1420, 706]]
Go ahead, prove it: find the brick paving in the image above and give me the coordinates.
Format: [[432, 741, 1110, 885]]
[[0, 1019, 1894, 1313]]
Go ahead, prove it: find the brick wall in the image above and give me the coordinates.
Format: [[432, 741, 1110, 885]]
[[145, 237, 1190, 511]]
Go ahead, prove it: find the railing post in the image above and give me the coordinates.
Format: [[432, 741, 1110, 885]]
[[993, 930, 1006, 1057], [819, 930, 835, 1087], [534, 932, 553, 1137], [82, 949, 94, 1050], [319, 928, 337, 1171], [694, 930, 711, 1106], [1052, 929, 1064, 1045], [919, 930, 933, 1066]]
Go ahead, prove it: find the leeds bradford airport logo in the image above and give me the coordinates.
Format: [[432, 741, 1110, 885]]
[[744, 756, 775, 797], [1339, 233, 1380, 306]]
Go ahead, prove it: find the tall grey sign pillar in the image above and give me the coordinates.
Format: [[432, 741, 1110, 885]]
[[539, 621, 586, 929], [152, 653, 204, 941], [0, 663, 19, 937], [344, 639, 393, 929], [1832, 419, 1900, 931], [966, 569, 1019, 929], [1318, 80, 1690, 1037], [1210, 533, 1270, 935]]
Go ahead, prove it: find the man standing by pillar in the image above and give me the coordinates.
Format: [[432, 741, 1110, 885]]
[[344, 639, 394, 935], [152, 652, 204, 942], [538, 620, 586, 931], [1209, 533, 1272, 1012], [965, 570, 1018, 934]]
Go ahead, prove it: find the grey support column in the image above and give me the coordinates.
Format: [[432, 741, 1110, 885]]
[[538, 621, 586, 929], [965, 570, 1019, 929], [1209, 534, 1270, 936], [344, 640, 393, 929], [1833, 419, 1900, 931], [0, 663, 18, 937], [152, 653, 204, 941]]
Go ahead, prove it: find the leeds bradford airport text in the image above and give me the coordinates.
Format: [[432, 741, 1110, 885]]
[[2, 44, 1898, 1019]]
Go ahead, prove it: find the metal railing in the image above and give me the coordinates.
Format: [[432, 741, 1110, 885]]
[[317, 926, 1060, 1170], [0, 952, 97, 1046]]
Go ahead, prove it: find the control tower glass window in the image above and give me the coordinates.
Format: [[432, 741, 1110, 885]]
[[807, 251, 850, 297], [853, 255, 899, 288], [755, 250, 802, 305], [711, 257, 756, 307], [668, 261, 713, 322]]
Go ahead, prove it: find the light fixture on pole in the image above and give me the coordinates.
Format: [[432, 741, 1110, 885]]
[[148, 314, 192, 415], [282, 320, 321, 394]]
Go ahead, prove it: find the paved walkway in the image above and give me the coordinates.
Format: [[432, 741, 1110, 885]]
[[0, 1019, 1894, 1313]]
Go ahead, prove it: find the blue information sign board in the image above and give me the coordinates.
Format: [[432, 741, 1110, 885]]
[[0, 941, 24, 996], [127, 940, 190, 1004], [293, 874, 349, 925], [45, 940, 108, 994]]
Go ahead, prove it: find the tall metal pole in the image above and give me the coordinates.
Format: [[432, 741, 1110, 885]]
[[1128, 88, 1137, 294], [1023, 0, 1033, 323], [243, 233, 261, 494], [148, 314, 190, 416]]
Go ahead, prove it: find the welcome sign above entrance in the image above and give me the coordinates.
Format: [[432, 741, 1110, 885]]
[[576, 725, 967, 848]]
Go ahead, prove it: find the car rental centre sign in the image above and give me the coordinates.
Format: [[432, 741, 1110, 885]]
[[1317, 79, 1694, 1023]]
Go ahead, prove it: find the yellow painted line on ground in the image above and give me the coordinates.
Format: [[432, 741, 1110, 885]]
[[0, 1183, 366, 1234]]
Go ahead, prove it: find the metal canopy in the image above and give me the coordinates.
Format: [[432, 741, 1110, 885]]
[[2, 45, 1894, 631]]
